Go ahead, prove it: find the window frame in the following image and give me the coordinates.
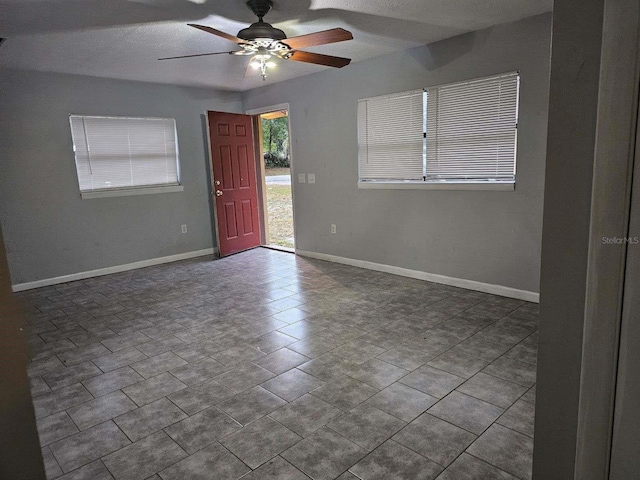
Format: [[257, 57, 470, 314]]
[[357, 72, 520, 191], [69, 114, 184, 199]]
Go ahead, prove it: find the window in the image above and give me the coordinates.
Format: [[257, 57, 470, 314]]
[[70, 115, 182, 198], [358, 72, 520, 189]]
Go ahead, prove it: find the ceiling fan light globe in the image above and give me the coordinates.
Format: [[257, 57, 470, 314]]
[[266, 62, 276, 68]]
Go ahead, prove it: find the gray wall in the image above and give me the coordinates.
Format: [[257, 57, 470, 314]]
[[0, 70, 242, 284], [242, 14, 551, 294]]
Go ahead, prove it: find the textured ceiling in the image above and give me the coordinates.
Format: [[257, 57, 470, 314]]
[[0, 0, 552, 91]]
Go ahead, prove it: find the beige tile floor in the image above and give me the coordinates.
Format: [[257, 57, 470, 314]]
[[22, 248, 537, 480]]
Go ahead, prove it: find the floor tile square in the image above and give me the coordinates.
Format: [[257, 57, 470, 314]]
[[282, 427, 366, 480], [114, 397, 188, 442], [212, 345, 266, 366], [218, 386, 287, 425], [166, 379, 235, 415], [101, 331, 151, 352], [33, 383, 94, 419], [272, 308, 312, 323], [169, 357, 231, 385], [50, 421, 131, 473], [332, 341, 387, 364], [436, 452, 517, 480], [67, 391, 137, 431], [496, 398, 535, 437], [240, 456, 309, 480], [36, 411, 79, 446], [428, 391, 504, 435], [164, 406, 241, 454], [278, 321, 327, 340], [467, 424, 533, 479], [298, 354, 359, 381], [345, 358, 409, 389], [82, 367, 143, 398], [158, 442, 250, 480], [287, 336, 339, 358], [375, 345, 434, 371], [43, 361, 102, 391], [349, 440, 442, 480], [427, 350, 490, 379], [311, 375, 378, 410], [456, 373, 528, 408], [252, 348, 310, 375], [130, 352, 187, 379], [93, 347, 148, 373], [102, 431, 187, 480], [214, 363, 275, 393], [327, 404, 406, 451], [42, 446, 63, 479], [365, 382, 437, 422], [222, 416, 301, 468], [261, 368, 324, 401], [251, 331, 298, 353], [399, 365, 465, 398], [57, 460, 114, 480], [122, 372, 187, 406], [269, 393, 343, 437], [482, 357, 537, 388], [392, 413, 476, 467]]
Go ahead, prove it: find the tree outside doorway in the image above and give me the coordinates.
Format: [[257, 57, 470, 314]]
[[261, 114, 294, 248]]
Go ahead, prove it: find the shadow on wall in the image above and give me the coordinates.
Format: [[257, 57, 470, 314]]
[[408, 29, 491, 71]]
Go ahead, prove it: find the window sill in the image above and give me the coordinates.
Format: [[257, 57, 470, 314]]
[[80, 185, 184, 199], [358, 181, 515, 191]]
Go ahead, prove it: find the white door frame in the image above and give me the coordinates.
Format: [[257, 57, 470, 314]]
[[246, 103, 297, 252]]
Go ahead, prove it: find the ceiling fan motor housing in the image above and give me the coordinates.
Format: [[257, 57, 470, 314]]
[[239, 0, 287, 41], [238, 22, 287, 41]]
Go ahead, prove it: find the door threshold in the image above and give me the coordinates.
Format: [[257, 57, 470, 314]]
[[262, 245, 295, 254]]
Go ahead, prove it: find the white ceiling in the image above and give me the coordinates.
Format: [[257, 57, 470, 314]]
[[0, 0, 552, 91]]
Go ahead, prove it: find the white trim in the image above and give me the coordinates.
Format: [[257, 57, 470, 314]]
[[296, 249, 539, 303], [246, 103, 290, 116], [81, 185, 184, 199], [358, 181, 515, 191], [11, 248, 217, 292]]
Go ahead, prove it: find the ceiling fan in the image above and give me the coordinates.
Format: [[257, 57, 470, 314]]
[[158, 0, 353, 80]]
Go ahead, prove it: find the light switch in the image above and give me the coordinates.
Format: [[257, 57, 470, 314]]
[[298, 173, 306, 183], [307, 174, 316, 184]]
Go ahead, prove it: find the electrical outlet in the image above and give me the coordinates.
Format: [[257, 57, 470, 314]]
[[298, 173, 306, 183], [181, 225, 187, 234], [331, 224, 336, 234], [308, 174, 316, 184]]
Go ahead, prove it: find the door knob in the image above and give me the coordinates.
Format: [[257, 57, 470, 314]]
[[215, 190, 223, 196]]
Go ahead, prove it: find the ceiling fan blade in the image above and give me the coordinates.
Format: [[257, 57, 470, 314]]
[[284, 28, 353, 50], [158, 51, 236, 60], [188, 24, 245, 44], [288, 50, 351, 68]]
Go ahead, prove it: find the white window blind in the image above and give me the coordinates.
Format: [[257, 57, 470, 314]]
[[70, 115, 180, 192], [426, 72, 519, 181], [358, 89, 424, 181]]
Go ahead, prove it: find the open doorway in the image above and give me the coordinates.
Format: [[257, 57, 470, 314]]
[[258, 110, 294, 250]]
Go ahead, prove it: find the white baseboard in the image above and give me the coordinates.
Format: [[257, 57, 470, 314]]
[[12, 248, 218, 292], [296, 249, 540, 303]]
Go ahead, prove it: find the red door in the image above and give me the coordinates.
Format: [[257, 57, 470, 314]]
[[207, 111, 261, 256]]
